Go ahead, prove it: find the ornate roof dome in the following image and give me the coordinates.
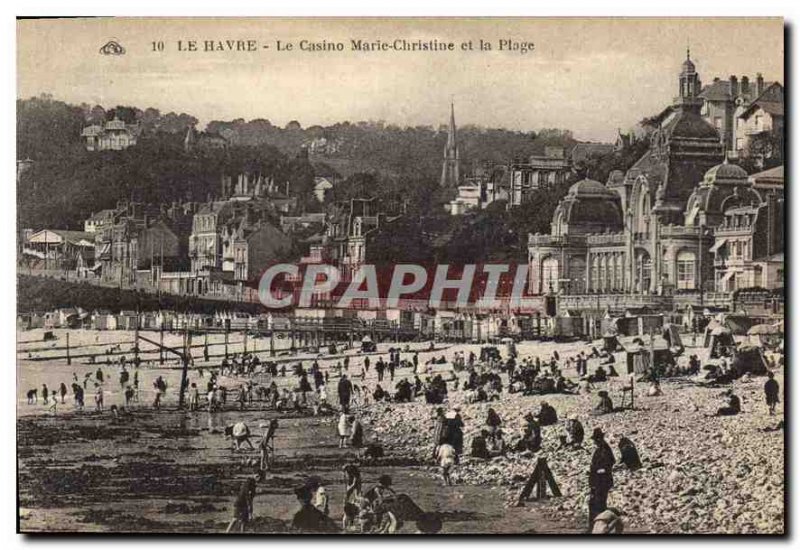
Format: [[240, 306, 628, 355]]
[[681, 49, 696, 73], [567, 178, 617, 199], [551, 178, 623, 235], [703, 158, 748, 185]]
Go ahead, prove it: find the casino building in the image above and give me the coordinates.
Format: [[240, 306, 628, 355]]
[[527, 52, 783, 313]]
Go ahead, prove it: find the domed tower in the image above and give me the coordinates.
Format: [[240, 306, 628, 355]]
[[676, 48, 703, 110], [684, 157, 761, 227], [551, 178, 623, 236]]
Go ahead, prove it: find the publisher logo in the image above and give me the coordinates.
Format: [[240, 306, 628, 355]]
[[99, 39, 126, 56]]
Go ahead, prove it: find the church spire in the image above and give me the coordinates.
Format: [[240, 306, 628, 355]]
[[440, 101, 460, 187]]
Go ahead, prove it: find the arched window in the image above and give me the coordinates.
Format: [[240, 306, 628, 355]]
[[541, 257, 559, 294], [591, 256, 600, 292], [676, 250, 696, 290], [568, 257, 586, 294]]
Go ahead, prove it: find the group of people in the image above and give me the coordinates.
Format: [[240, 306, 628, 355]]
[[25, 361, 141, 414]]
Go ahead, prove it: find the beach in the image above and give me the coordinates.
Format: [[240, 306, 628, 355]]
[[16, 328, 784, 534]]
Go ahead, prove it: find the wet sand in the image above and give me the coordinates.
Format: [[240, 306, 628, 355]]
[[17, 328, 581, 534]]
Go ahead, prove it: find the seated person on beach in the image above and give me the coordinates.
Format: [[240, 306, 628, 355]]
[[591, 508, 624, 534], [364, 475, 397, 507], [514, 425, 541, 453], [715, 390, 741, 416], [290, 484, 339, 533], [470, 430, 491, 459], [617, 436, 642, 471], [536, 401, 558, 426], [487, 429, 506, 456], [394, 379, 413, 403], [591, 390, 614, 415], [590, 366, 608, 383], [647, 380, 663, 397], [373, 385, 388, 402], [560, 415, 584, 448]]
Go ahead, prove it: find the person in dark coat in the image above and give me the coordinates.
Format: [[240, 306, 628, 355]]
[[536, 401, 558, 426], [337, 375, 353, 414], [471, 430, 491, 459], [431, 407, 446, 458], [715, 390, 741, 416], [290, 484, 339, 532], [561, 415, 584, 448], [617, 435, 642, 471], [588, 428, 615, 529], [444, 411, 464, 458], [764, 371, 780, 415]]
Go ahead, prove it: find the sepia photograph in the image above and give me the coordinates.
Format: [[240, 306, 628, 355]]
[[15, 16, 785, 535]]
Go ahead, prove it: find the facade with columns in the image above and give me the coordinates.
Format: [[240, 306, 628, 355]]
[[527, 53, 777, 306]]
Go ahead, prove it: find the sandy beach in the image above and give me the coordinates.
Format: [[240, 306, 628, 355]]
[[16, 328, 784, 534]]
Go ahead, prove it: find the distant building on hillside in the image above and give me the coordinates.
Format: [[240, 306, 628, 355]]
[[184, 126, 229, 153], [698, 70, 775, 155], [509, 146, 571, 206], [81, 118, 140, 151]]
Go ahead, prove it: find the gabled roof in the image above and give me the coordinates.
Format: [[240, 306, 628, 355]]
[[571, 142, 615, 164], [86, 209, 115, 222], [699, 80, 735, 102], [749, 165, 784, 187], [740, 83, 784, 119]]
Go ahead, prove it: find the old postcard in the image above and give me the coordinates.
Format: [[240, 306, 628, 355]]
[[16, 17, 785, 534]]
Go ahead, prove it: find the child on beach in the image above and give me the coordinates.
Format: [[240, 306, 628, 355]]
[[94, 383, 104, 411], [338, 413, 351, 448]]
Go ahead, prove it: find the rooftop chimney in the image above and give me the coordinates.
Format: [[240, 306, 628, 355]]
[[741, 76, 750, 97], [729, 75, 739, 97], [756, 73, 765, 96]]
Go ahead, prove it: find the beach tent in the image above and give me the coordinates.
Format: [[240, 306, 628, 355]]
[[662, 324, 685, 356], [723, 315, 757, 336], [747, 323, 782, 336], [731, 346, 769, 377], [602, 327, 621, 352], [705, 327, 736, 358], [361, 335, 377, 353], [620, 336, 674, 375]]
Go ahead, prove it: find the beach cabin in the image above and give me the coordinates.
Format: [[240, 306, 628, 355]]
[[116, 311, 139, 331], [92, 310, 117, 330]]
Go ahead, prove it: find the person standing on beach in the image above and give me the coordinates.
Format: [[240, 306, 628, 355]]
[[59, 383, 68, 404], [226, 478, 256, 533], [190, 383, 200, 411], [338, 374, 353, 414], [588, 428, 615, 529], [337, 412, 351, 448], [436, 442, 456, 486], [94, 383, 104, 411], [764, 371, 780, 415], [42, 384, 49, 405]]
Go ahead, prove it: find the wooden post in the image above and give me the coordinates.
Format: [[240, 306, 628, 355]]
[[243, 329, 248, 355], [270, 329, 275, 357], [134, 311, 140, 366], [159, 325, 164, 365], [66, 332, 71, 365], [224, 325, 229, 359], [178, 326, 189, 409], [516, 457, 561, 506]]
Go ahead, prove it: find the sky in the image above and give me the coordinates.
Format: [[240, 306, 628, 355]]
[[17, 17, 784, 142]]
